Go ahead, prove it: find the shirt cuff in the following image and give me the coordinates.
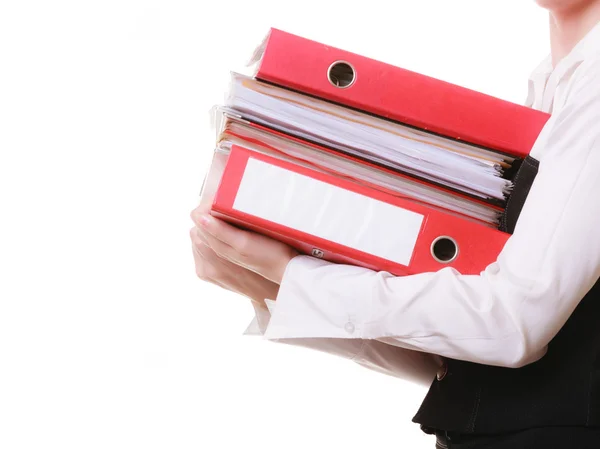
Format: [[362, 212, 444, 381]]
[[263, 255, 373, 340], [243, 299, 276, 336]]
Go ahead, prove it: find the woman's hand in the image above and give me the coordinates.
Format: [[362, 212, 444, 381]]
[[190, 224, 281, 308], [190, 204, 298, 291], [190, 206, 298, 284]]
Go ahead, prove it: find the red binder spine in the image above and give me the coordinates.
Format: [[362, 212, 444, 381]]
[[255, 28, 550, 157], [212, 145, 510, 276]]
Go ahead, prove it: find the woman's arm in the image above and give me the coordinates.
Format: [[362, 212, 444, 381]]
[[198, 63, 600, 368], [247, 299, 440, 387], [191, 212, 439, 387]]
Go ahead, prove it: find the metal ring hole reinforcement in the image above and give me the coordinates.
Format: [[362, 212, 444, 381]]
[[327, 61, 356, 88], [431, 236, 459, 263]]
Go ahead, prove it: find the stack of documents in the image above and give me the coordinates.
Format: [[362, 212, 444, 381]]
[[200, 28, 550, 275], [223, 74, 513, 202]]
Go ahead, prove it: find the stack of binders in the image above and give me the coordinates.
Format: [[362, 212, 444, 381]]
[[200, 28, 550, 276]]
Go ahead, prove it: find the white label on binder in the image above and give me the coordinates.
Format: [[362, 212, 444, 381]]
[[233, 158, 424, 266]]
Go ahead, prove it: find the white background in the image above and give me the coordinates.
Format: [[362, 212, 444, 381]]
[[0, 1, 549, 448]]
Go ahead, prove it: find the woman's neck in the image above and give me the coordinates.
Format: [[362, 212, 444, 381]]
[[549, 1, 600, 66]]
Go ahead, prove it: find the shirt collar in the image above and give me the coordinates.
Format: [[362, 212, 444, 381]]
[[529, 54, 553, 82], [526, 20, 600, 109], [569, 19, 600, 63], [530, 19, 600, 80]]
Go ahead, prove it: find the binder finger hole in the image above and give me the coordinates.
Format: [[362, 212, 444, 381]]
[[327, 61, 356, 88], [431, 236, 458, 264]]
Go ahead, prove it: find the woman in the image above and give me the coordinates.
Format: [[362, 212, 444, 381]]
[[190, 1, 600, 447]]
